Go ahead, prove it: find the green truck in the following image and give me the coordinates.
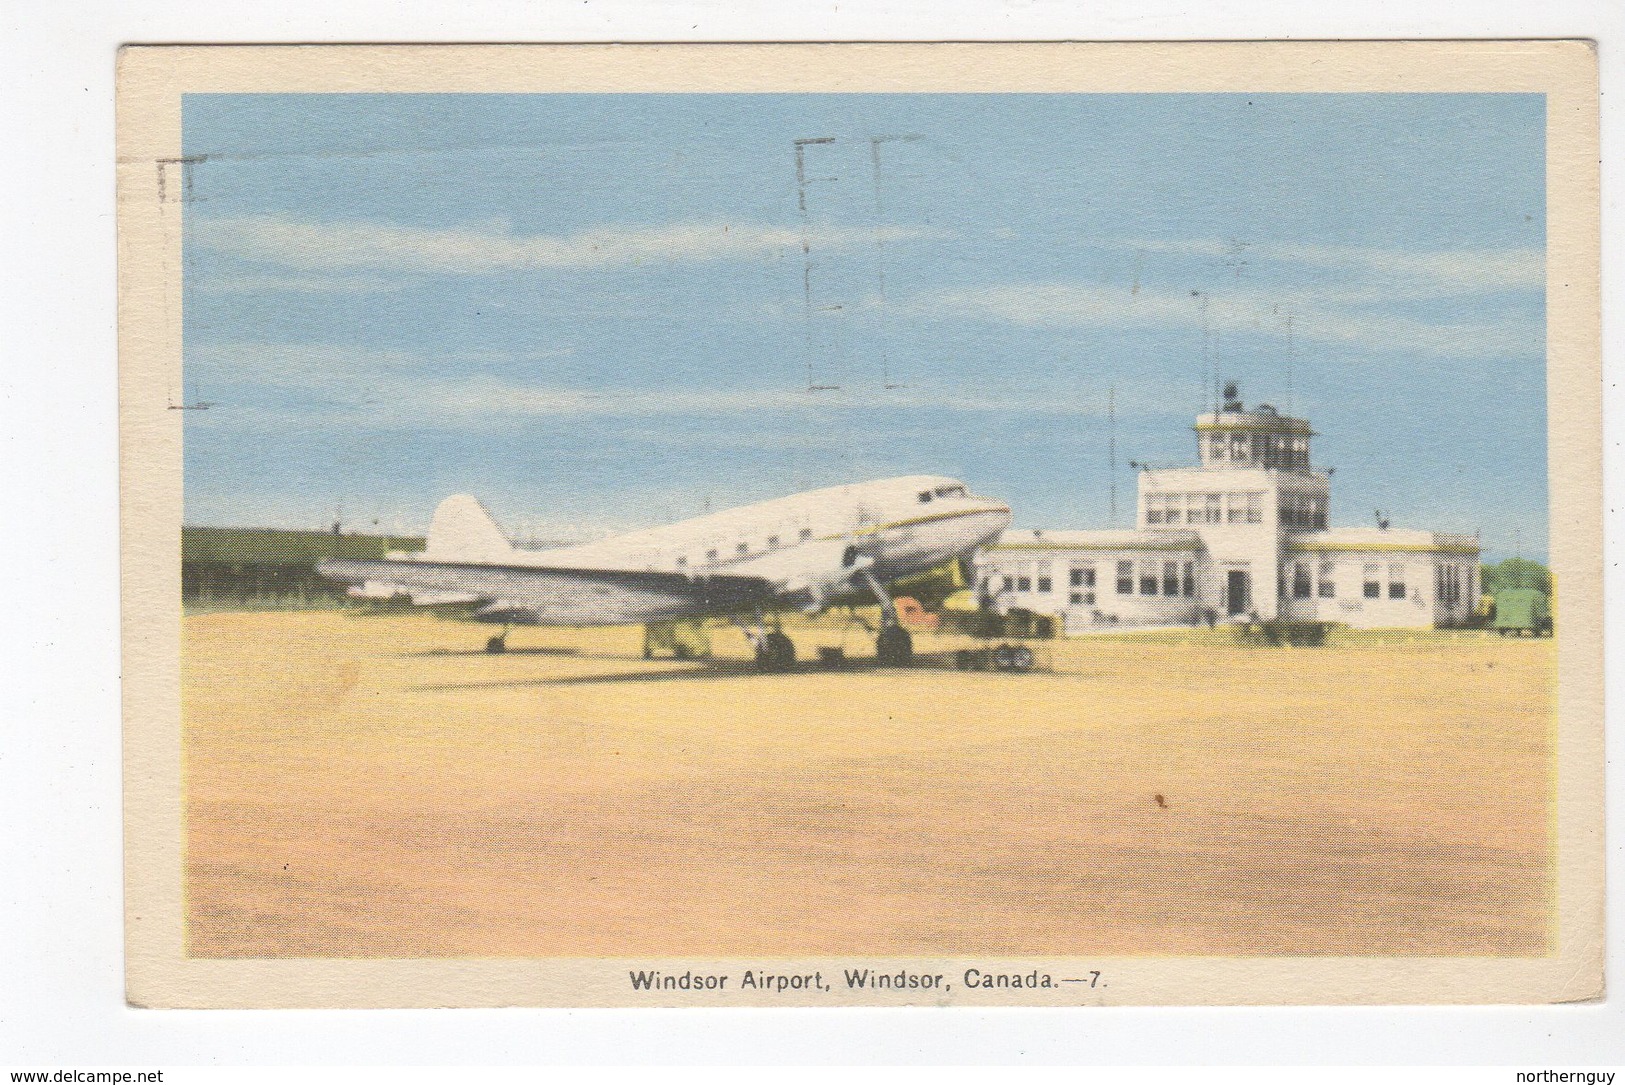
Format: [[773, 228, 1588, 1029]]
[[1491, 588, 1553, 637]]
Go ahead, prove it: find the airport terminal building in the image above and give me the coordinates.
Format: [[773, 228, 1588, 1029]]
[[975, 389, 1481, 632]]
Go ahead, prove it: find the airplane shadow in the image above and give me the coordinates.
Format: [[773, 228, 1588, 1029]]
[[409, 653, 972, 692], [407, 646, 584, 658]]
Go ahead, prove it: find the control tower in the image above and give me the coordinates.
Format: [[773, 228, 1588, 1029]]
[[980, 380, 1479, 631], [1136, 383, 1329, 618]]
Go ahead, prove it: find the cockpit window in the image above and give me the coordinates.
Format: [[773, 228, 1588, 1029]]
[[918, 491, 933, 503], [934, 485, 967, 499]]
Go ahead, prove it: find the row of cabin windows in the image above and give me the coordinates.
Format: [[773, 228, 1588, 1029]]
[[1204, 431, 1311, 470], [673, 526, 816, 568], [1144, 491, 1263, 525]]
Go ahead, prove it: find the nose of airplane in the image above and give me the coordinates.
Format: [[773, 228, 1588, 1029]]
[[978, 500, 1013, 540]]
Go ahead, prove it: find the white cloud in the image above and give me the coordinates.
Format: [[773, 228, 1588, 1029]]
[[184, 341, 1183, 431], [924, 279, 1541, 359], [189, 273, 408, 295], [1126, 239, 1543, 295], [191, 215, 926, 276]]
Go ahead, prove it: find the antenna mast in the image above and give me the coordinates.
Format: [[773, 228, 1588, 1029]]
[[1108, 384, 1118, 527], [793, 137, 839, 392], [1192, 291, 1213, 412], [1285, 310, 1295, 417], [869, 135, 921, 390]]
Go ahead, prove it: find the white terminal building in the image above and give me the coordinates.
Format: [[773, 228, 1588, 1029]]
[[975, 386, 1481, 632]]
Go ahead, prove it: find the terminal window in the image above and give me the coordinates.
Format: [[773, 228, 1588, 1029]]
[[1163, 561, 1180, 595], [1318, 561, 1336, 598], [1182, 561, 1195, 597], [1139, 563, 1159, 595], [1293, 562, 1312, 599], [1070, 565, 1096, 588], [1225, 492, 1264, 524], [1363, 563, 1381, 598], [1437, 563, 1464, 605], [1116, 560, 1134, 594], [1036, 561, 1053, 593], [1388, 563, 1407, 600]]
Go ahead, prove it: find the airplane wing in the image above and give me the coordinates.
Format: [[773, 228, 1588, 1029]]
[[317, 557, 776, 626]]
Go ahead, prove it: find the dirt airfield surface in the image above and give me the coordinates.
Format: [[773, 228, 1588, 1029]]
[[183, 610, 1553, 958]]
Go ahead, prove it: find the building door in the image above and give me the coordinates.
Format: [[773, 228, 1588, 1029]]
[[1225, 569, 1250, 616]]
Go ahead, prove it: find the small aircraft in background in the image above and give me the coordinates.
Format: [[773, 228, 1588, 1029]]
[[316, 475, 1012, 670]]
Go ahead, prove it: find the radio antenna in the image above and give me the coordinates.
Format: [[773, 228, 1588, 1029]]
[[869, 135, 921, 390], [1108, 383, 1118, 527], [793, 137, 839, 392]]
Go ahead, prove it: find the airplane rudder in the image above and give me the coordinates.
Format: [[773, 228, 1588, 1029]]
[[426, 494, 512, 561]]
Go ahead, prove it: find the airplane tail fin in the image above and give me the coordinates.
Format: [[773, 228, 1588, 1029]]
[[424, 494, 513, 563]]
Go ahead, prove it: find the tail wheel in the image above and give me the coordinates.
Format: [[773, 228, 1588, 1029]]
[[876, 626, 913, 666]]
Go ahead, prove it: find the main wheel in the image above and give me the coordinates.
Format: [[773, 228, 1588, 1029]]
[[486, 635, 507, 654], [755, 631, 796, 672], [876, 625, 913, 666]]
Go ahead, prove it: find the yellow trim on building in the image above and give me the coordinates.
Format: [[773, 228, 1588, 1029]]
[[1194, 418, 1312, 435]]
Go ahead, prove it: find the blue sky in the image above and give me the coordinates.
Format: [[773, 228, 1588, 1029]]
[[181, 93, 1547, 558]]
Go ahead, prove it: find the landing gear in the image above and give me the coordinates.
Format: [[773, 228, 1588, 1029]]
[[876, 625, 914, 666], [485, 627, 509, 654], [857, 567, 914, 667], [755, 630, 796, 673], [733, 611, 796, 673]]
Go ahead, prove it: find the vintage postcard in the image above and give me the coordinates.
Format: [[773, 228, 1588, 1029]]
[[118, 42, 1602, 1007]]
